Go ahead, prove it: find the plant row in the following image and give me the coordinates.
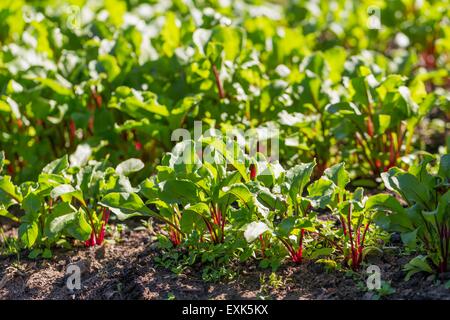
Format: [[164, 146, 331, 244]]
[[1, 140, 449, 278]]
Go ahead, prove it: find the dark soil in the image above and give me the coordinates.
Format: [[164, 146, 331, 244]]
[[1, 227, 449, 300]]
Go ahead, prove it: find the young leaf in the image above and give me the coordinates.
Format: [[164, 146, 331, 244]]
[[366, 194, 406, 214], [19, 221, 39, 248], [22, 193, 42, 218], [99, 192, 156, 220], [324, 163, 350, 190], [50, 184, 85, 206], [0, 207, 19, 222], [286, 161, 315, 202], [0, 176, 23, 202], [66, 208, 93, 241], [201, 137, 249, 182], [396, 174, 432, 208], [276, 217, 296, 238], [180, 203, 209, 233], [160, 179, 199, 205], [220, 183, 254, 207], [404, 255, 433, 281], [45, 202, 78, 239], [310, 247, 333, 259], [42, 155, 69, 174], [401, 229, 418, 249], [70, 144, 92, 167], [116, 158, 145, 176], [307, 178, 335, 208]]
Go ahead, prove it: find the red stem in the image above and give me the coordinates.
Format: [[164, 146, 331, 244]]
[[358, 222, 371, 265], [347, 205, 358, 269], [212, 64, 225, 100], [388, 131, 396, 169], [69, 120, 76, 146], [296, 229, 305, 263], [340, 217, 347, 236], [260, 234, 266, 258]]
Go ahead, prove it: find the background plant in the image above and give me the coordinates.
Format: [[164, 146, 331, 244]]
[[0, 149, 144, 257], [374, 153, 450, 277]]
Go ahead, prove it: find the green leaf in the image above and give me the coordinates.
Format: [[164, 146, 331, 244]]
[[286, 161, 316, 202], [22, 193, 42, 217], [310, 247, 333, 259], [382, 170, 431, 208], [116, 158, 144, 176], [31, 77, 72, 96], [325, 102, 361, 115], [0, 176, 22, 202], [44, 202, 78, 239], [99, 192, 155, 220], [255, 186, 287, 212], [438, 154, 450, 180], [324, 163, 349, 190], [66, 208, 93, 241], [42, 155, 69, 174], [193, 28, 212, 55], [396, 174, 432, 208], [139, 178, 159, 200], [366, 194, 405, 214], [128, 95, 169, 117], [445, 280, 450, 290], [160, 179, 199, 205], [19, 221, 39, 248], [210, 26, 244, 61], [276, 217, 296, 237], [377, 114, 391, 133], [169, 94, 203, 128], [380, 168, 403, 192], [401, 229, 418, 249], [350, 76, 370, 106], [220, 183, 254, 207], [409, 158, 436, 189], [404, 255, 433, 281], [367, 193, 414, 231], [0, 207, 19, 222], [164, 140, 201, 175], [180, 203, 209, 233], [28, 249, 42, 259], [50, 184, 86, 206], [183, 203, 210, 217], [256, 159, 285, 188], [38, 173, 69, 189], [436, 190, 450, 222], [307, 178, 336, 208], [201, 138, 249, 182], [110, 89, 169, 118], [98, 54, 121, 82], [161, 12, 180, 57], [42, 248, 52, 259], [69, 144, 92, 167], [0, 101, 11, 114]]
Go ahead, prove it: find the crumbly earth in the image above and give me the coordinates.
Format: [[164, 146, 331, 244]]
[[1, 226, 449, 300]]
